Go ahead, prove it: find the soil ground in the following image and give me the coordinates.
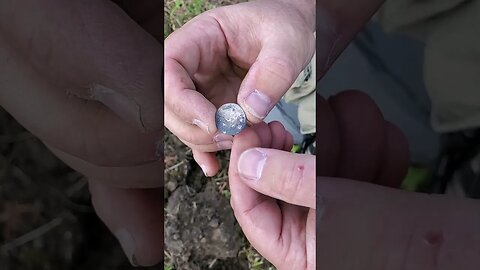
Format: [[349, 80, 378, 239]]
[[0, 109, 150, 270]]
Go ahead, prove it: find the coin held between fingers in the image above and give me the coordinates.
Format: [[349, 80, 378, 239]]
[[215, 103, 247, 136]]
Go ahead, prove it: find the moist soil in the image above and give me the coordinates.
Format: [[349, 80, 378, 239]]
[[164, 130, 251, 270]]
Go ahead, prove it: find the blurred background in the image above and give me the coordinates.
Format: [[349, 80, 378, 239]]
[[0, 109, 148, 270]]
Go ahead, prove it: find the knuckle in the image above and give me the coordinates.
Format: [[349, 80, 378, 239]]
[[280, 246, 307, 270], [260, 56, 296, 84], [183, 130, 212, 145], [169, 99, 185, 119]]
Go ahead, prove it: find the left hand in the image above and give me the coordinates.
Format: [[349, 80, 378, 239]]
[[164, 0, 316, 176]]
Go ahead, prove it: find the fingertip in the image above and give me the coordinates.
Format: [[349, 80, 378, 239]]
[[238, 50, 301, 123], [375, 121, 410, 187], [251, 122, 272, 148], [268, 121, 286, 150], [88, 181, 163, 267], [329, 90, 386, 182], [284, 131, 294, 152], [192, 150, 220, 177]]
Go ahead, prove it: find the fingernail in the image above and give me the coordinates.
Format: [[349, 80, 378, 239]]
[[193, 119, 210, 134], [217, 140, 233, 150], [238, 148, 267, 181], [244, 89, 272, 119], [200, 164, 209, 177], [90, 84, 143, 130], [213, 133, 233, 143], [115, 229, 138, 267]]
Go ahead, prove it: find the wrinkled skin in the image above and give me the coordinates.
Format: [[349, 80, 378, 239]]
[[229, 90, 409, 269], [0, 0, 163, 266], [164, 0, 316, 176]]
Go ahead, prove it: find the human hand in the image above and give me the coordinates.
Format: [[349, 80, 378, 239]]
[[164, 0, 316, 176], [229, 121, 315, 269], [228, 90, 409, 269], [0, 0, 163, 266]]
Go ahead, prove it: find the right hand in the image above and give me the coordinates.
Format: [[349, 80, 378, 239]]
[[228, 90, 410, 269], [164, 0, 316, 176]]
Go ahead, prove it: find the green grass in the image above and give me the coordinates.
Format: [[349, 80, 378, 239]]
[[164, 0, 215, 38], [240, 246, 277, 270]]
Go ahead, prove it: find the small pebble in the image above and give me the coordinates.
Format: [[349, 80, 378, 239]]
[[208, 218, 220, 228], [166, 181, 178, 192]]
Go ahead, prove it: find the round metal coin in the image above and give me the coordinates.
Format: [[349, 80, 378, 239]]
[[215, 103, 247, 135]]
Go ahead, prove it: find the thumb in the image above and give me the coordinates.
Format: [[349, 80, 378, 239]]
[[237, 147, 316, 208], [237, 37, 315, 123]]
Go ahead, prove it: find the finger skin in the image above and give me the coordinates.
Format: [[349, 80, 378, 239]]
[[164, 58, 218, 135], [0, 0, 163, 131], [374, 122, 410, 187], [164, 15, 236, 152], [329, 90, 386, 182], [192, 149, 220, 177], [178, 137, 232, 153], [165, 107, 216, 146], [316, 95, 340, 177], [315, 90, 410, 187], [238, 148, 316, 208], [268, 121, 287, 150], [229, 124, 284, 266], [316, 176, 480, 269], [0, 35, 161, 167], [89, 181, 163, 267], [306, 209, 316, 270], [47, 144, 162, 188], [233, 2, 316, 123], [230, 122, 312, 268], [284, 131, 294, 152]]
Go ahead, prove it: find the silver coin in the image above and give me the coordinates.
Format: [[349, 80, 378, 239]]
[[215, 103, 247, 135]]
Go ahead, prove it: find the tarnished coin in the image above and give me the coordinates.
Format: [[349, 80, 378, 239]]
[[215, 103, 247, 135]]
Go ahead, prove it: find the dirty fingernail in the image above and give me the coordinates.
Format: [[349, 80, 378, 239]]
[[238, 148, 267, 181], [200, 164, 209, 177], [213, 133, 233, 143], [91, 84, 143, 129], [115, 229, 138, 267], [244, 89, 271, 119], [217, 140, 233, 150], [192, 119, 210, 134]]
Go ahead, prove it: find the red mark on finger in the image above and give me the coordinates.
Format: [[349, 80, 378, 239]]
[[424, 230, 444, 268], [424, 230, 444, 247]]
